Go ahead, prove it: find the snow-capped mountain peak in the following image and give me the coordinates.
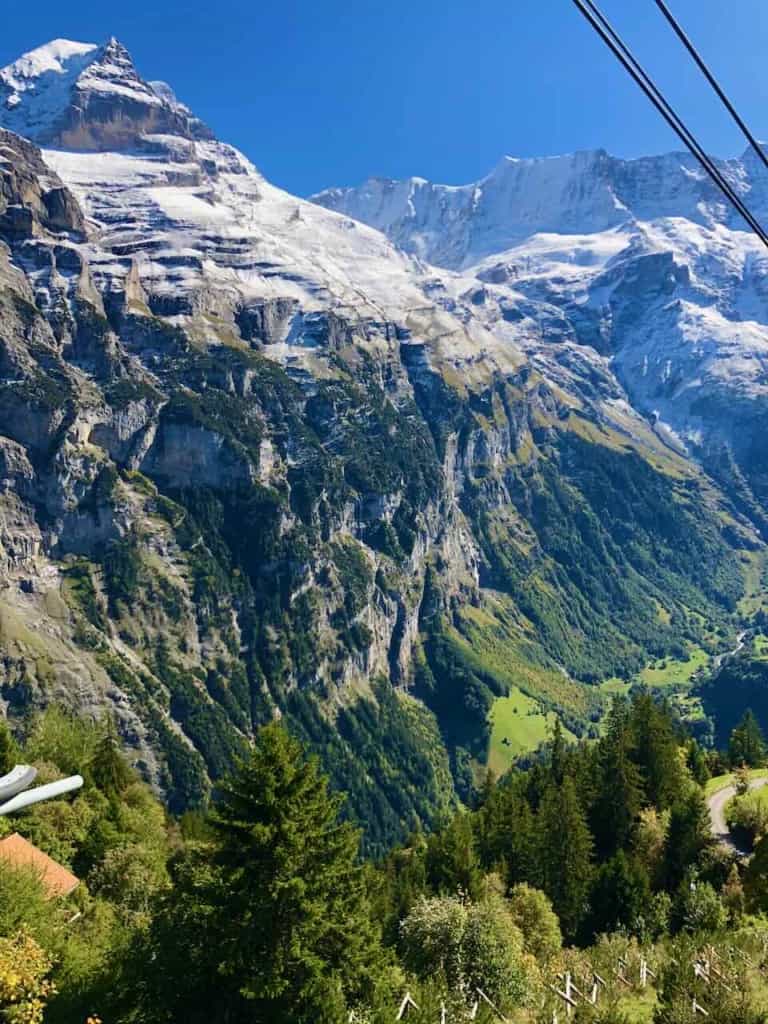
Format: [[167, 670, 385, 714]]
[[0, 38, 99, 135], [311, 148, 768, 270], [0, 36, 212, 150], [1, 32, 767, 546], [0, 38, 98, 88]]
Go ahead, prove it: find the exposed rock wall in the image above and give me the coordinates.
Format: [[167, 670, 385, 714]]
[[0, 46, 761, 850]]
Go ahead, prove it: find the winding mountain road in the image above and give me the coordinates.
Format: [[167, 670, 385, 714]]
[[707, 776, 768, 855]]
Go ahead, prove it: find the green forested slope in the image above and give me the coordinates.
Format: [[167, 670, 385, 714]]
[[6, 697, 768, 1024]]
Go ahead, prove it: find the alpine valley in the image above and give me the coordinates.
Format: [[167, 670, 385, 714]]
[[1, 36, 767, 852]]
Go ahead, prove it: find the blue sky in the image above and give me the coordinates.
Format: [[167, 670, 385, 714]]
[[2, 0, 768, 196]]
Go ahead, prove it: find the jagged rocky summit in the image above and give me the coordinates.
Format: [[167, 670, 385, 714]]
[[0, 37, 763, 851], [0, 37, 211, 149]]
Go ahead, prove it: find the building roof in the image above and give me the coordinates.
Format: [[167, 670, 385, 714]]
[[0, 832, 79, 899]]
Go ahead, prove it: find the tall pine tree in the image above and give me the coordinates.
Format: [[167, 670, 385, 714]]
[[133, 722, 391, 1024], [89, 723, 132, 798], [537, 776, 594, 941], [729, 710, 766, 768], [424, 811, 483, 898], [629, 693, 683, 809], [476, 779, 537, 886], [663, 789, 711, 891], [592, 698, 644, 857]]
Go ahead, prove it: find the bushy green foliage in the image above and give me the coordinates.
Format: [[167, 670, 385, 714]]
[[726, 789, 768, 845], [507, 883, 562, 963], [399, 892, 532, 1011], [5, 692, 768, 1022], [0, 866, 49, 939], [653, 937, 764, 1024], [678, 880, 728, 934], [0, 710, 173, 1024]]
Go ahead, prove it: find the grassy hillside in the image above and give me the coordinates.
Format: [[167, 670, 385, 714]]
[[488, 688, 577, 774]]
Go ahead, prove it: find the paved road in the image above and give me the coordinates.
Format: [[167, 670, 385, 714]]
[[707, 776, 768, 855]]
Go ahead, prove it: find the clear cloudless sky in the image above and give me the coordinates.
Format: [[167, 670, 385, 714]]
[[2, 0, 768, 196]]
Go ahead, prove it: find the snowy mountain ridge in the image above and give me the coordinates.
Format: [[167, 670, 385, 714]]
[[1, 35, 766, 502], [311, 147, 768, 270], [312, 147, 768, 508], [0, 35, 765, 831], [0, 37, 211, 149]]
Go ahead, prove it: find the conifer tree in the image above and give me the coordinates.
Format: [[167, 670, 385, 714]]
[[629, 693, 683, 809], [425, 811, 483, 899], [549, 719, 568, 785], [589, 850, 651, 937], [377, 835, 428, 945], [729, 709, 766, 768], [132, 722, 390, 1024], [476, 781, 536, 886], [536, 776, 594, 941], [209, 722, 389, 1022], [504, 795, 537, 889], [663, 789, 711, 890], [592, 698, 644, 856], [89, 724, 131, 798], [686, 739, 710, 787]]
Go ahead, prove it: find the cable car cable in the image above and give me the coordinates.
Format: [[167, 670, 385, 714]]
[[652, 0, 768, 175], [572, 0, 768, 246], [570, 0, 768, 249]]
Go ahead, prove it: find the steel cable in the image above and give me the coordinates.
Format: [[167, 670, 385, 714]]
[[570, 0, 768, 249]]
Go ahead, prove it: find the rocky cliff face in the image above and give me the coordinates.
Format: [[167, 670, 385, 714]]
[[0, 38, 761, 851], [313, 150, 768, 524]]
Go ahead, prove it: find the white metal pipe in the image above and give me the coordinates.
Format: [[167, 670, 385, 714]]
[[0, 775, 83, 815], [0, 765, 37, 802]]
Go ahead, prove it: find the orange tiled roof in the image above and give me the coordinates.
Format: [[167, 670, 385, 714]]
[[0, 832, 79, 899]]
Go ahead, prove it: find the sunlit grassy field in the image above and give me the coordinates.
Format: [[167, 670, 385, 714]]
[[640, 646, 709, 688], [488, 688, 576, 775]]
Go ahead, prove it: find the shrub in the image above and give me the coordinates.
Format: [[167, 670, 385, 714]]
[[507, 884, 562, 964], [726, 791, 768, 845], [0, 930, 55, 1024], [399, 893, 532, 1010], [679, 881, 727, 934]]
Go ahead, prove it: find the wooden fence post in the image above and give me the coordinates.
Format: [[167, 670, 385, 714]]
[[395, 992, 419, 1020], [475, 987, 509, 1024]]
